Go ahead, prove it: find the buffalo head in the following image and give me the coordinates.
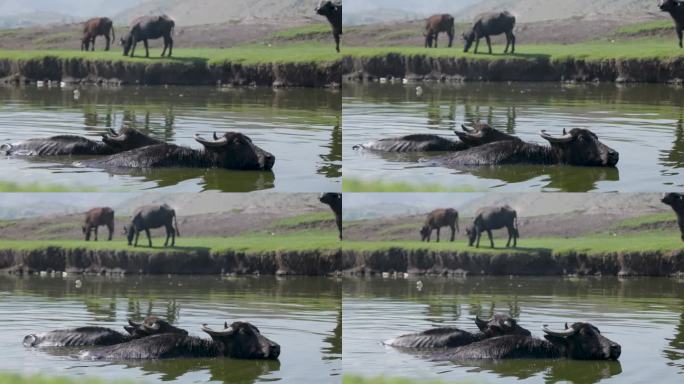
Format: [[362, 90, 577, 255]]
[[315, 1, 339, 16], [319, 192, 341, 206], [662, 192, 684, 209], [462, 31, 476, 52], [121, 34, 134, 56], [123, 225, 135, 245], [194, 132, 275, 170], [543, 322, 621, 360], [102, 127, 161, 151], [202, 321, 280, 360], [455, 123, 517, 147], [659, 0, 680, 12], [420, 225, 431, 241], [474, 314, 531, 337], [124, 316, 188, 338], [466, 226, 477, 246], [540, 128, 619, 167]]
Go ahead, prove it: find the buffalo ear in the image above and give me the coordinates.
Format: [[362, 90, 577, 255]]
[[123, 325, 135, 335], [224, 322, 228, 329], [564, 322, 569, 330], [474, 316, 488, 331]]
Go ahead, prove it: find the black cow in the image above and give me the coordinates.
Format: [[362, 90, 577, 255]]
[[463, 11, 516, 54], [425, 14, 455, 48], [124, 204, 180, 247], [660, 0, 684, 48], [662, 192, 684, 240], [121, 15, 175, 57], [320, 193, 342, 240], [79, 322, 280, 360], [316, 1, 342, 52], [466, 205, 519, 248]]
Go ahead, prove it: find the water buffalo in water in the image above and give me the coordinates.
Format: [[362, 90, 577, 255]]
[[320, 193, 342, 240], [124, 204, 179, 248], [425, 14, 455, 48], [467, 205, 518, 248], [434, 322, 621, 360], [78, 132, 275, 171], [23, 316, 187, 348], [0, 127, 162, 157], [660, 0, 684, 48], [121, 15, 175, 57], [662, 192, 684, 240], [384, 314, 531, 349], [433, 128, 619, 168], [463, 11, 516, 54], [79, 321, 280, 360], [316, 1, 342, 53], [420, 208, 459, 242], [81, 17, 115, 51], [82, 207, 115, 241], [353, 123, 519, 152]]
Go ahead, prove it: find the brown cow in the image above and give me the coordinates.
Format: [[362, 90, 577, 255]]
[[420, 208, 459, 242], [320, 193, 342, 240], [82, 207, 115, 241], [425, 14, 455, 48], [82, 17, 115, 51]]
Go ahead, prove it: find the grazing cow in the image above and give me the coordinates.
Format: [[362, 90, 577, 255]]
[[466, 205, 518, 248], [121, 15, 175, 57], [433, 322, 621, 361], [434, 128, 619, 168], [420, 208, 459, 242], [320, 193, 342, 240], [23, 316, 187, 348], [660, 0, 684, 48], [662, 192, 684, 240], [82, 207, 115, 241], [463, 11, 516, 54], [316, 1, 342, 52], [124, 204, 180, 248], [78, 132, 275, 171], [425, 14, 455, 48], [384, 314, 531, 349], [81, 17, 115, 51], [79, 322, 280, 360]]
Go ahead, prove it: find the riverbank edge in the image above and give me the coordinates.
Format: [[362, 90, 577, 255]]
[[340, 248, 684, 277], [340, 54, 684, 83], [0, 247, 343, 276], [0, 57, 342, 87]]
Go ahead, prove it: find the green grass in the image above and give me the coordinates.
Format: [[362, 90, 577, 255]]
[[344, 178, 484, 192], [614, 20, 674, 36], [614, 212, 676, 229], [343, 376, 476, 384], [0, 373, 133, 384], [268, 212, 333, 229], [0, 181, 98, 192]]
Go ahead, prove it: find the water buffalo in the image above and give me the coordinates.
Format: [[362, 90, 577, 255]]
[[316, 1, 342, 53], [384, 314, 531, 349], [425, 14, 455, 48], [79, 322, 280, 360], [466, 205, 518, 248], [0, 127, 161, 157], [121, 15, 175, 57], [354, 123, 519, 152], [320, 193, 342, 240], [433, 128, 619, 168], [124, 204, 179, 248], [463, 11, 516, 54], [23, 316, 187, 348], [82, 207, 115, 241], [662, 192, 684, 240], [420, 208, 459, 242], [78, 132, 275, 171], [434, 322, 621, 360], [81, 17, 115, 51], [659, 0, 684, 48]]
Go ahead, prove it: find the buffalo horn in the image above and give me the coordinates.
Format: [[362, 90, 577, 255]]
[[543, 326, 576, 337], [194, 134, 227, 147], [540, 130, 573, 143]]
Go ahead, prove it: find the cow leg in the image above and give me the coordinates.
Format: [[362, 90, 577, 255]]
[[94, 227, 98, 241], [485, 36, 492, 54], [134, 230, 140, 247], [510, 33, 516, 54], [487, 229, 494, 248], [168, 36, 174, 57], [85, 227, 90, 241], [447, 31, 454, 48], [164, 225, 170, 247], [474, 38, 480, 54], [144, 39, 150, 58], [105, 35, 110, 51], [476, 231, 481, 248], [427, 230, 431, 242], [450, 225, 455, 242], [506, 226, 512, 248], [434, 33, 438, 48], [678, 28, 683, 48], [130, 41, 137, 57], [171, 225, 175, 247], [145, 229, 152, 247], [336, 216, 342, 240], [107, 223, 113, 241], [504, 33, 511, 54], [436, 227, 440, 243]]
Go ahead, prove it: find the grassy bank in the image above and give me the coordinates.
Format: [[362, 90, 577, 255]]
[[0, 374, 131, 384], [343, 178, 483, 193]]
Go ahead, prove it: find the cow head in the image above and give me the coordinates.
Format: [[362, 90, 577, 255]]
[[124, 225, 135, 245], [466, 226, 477, 246], [194, 132, 275, 170], [102, 127, 162, 151], [420, 225, 431, 241], [315, 1, 339, 17], [202, 321, 280, 360], [543, 322, 621, 360], [474, 314, 531, 338], [455, 123, 518, 147], [462, 30, 476, 52], [121, 34, 134, 56], [319, 193, 341, 207], [662, 192, 684, 210], [659, 0, 680, 12], [124, 316, 188, 339], [540, 128, 619, 167]]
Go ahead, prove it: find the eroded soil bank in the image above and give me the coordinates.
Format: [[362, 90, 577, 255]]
[[0, 247, 342, 276], [340, 248, 684, 277], [341, 54, 684, 83], [0, 57, 342, 87]]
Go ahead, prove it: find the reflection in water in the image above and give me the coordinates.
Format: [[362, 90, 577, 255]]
[[463, 165, 621, 192], [318, 123, 342, 178], [662, 117, 684, 169], [664, 309, 684, 371], [445, 359, 622, 383], [122, 358, 281, 383]]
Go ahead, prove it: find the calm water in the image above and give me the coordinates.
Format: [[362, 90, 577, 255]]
[[0, 86, 341, 192], [0, 276, 341, 383], [343, 83, 684, 192], [343, 277, 684, 383]]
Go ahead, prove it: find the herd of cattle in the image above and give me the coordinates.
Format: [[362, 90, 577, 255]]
[[23, 316, 280, 360], [80, 193, 342, 247]]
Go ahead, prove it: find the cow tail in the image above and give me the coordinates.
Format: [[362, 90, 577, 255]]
[[173, 210, 180, 237], [514, 213, 520, 238], [111, 24, 116, 41]]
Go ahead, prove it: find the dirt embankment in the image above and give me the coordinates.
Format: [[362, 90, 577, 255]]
[[0, 247, 342, 276], [341, 54, 684, 84], [0, 57, 342, 87]]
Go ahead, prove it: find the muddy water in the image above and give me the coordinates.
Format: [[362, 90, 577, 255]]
[[0, 86, 341, 192], [343, 83, 684, 192], [343, 277, 684, 383], [0, 275, 341, 383]]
